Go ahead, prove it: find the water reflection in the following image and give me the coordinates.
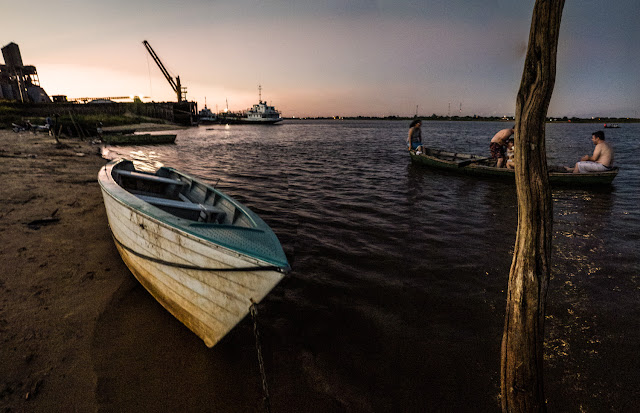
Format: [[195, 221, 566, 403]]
[[127, 150, 166, 172], [546, 187, 619, 407], [95, 121, 639, 411]]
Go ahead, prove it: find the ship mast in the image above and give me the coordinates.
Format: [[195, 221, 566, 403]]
[[258, 84, 262, 103]]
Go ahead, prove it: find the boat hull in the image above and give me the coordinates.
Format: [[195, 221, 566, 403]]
[[239, 118, 283, 124], [98, 160, 288, 347], [410, 148, 618, 187]]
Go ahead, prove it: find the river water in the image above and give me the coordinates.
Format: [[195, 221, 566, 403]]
[[97, 120, 639, 412]]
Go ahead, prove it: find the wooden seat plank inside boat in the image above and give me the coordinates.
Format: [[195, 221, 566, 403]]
[[112, 168, 218, 222], [114, 169, 186, 186], [136, 194, 227, 223], [113, 168, 186, 198]]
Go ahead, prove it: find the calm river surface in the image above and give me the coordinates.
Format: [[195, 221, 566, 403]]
[[98, 120, 639, 412]]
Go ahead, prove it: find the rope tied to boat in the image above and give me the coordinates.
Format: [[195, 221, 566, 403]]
[[250, 299, 271, 413], [112, 235, 287, 273]]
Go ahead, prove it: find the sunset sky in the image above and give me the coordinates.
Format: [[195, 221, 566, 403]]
[[3, 0, 639, 118]]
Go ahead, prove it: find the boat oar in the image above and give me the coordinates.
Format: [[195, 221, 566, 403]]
[[456, 157, 492, 167]]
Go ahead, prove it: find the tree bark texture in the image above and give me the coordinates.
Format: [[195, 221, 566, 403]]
[[501, 1, 565, 412]]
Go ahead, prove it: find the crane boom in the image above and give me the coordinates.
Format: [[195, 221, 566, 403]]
[[142, 40, 184, 102]]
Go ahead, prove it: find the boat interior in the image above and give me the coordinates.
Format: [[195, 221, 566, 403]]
[[111, 161, 253, 228], [410, 148, 618, 186], [417, 148, 607, 174], [420, 148, 499, 167]]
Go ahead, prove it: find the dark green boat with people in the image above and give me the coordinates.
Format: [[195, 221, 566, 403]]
[[409, 147, 619, 187]]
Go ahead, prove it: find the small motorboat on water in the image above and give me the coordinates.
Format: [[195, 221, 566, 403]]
[[98, 159, 290, 347], [409, 147, 618, 187]]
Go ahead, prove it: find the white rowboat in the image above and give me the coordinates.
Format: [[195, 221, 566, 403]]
[[98, 159, 290, 347]]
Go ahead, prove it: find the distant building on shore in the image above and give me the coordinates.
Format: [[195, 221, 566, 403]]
[[0, 42, 51, 103]]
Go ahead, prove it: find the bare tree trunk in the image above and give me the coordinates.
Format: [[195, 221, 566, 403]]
[[501, 1, 565, 412]]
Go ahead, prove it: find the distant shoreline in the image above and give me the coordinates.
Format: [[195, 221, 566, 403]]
[[284, 116, 640, 123], [2, 101, 637, 127]]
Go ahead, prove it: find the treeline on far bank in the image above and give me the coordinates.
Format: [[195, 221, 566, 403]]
[[291, 114, 640, 123]]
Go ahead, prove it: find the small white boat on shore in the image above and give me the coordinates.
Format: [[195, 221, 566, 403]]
[[98, 159, 290, 347]]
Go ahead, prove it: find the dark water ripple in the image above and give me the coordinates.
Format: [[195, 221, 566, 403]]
[[99, 120, 639, 411]]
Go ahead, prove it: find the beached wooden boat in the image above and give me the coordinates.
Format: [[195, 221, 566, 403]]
[[102, 133, 177, 145], [409, 147, 618, 186], [98, 159, 290, 347]]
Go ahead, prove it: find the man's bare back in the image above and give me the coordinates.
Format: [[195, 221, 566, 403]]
[[489, 128, 514, 168], [592, 141, 614, 167], [491, 128, 514, 145]]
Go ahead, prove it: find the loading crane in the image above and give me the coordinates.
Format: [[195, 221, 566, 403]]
[[142, 40, 186, 103]]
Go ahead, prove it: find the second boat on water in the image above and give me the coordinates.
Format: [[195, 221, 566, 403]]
[[410, 147, 618, 187], [98, 159, 290, 347]]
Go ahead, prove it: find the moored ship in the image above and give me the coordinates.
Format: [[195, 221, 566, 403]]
[[197, 101, 217, 124], [242, 85, 282, 124]]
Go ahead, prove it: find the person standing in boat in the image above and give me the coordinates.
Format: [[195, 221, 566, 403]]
[[564, 131, 614, 173], [489, 127, 515, 168], [407, 119, 423, 151]]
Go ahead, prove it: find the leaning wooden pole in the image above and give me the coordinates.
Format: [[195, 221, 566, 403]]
[[500, 1, 565, 412]]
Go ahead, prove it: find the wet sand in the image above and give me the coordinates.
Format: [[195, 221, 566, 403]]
[[0, 128, 127, 411]]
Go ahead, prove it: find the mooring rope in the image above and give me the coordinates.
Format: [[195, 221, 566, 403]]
[[250, 299, 271, 413], [112, 235, 286, 273]]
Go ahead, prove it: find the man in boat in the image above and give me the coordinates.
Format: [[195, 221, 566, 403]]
[[407, 119, 423, 151], [565, 130, 614, 173], [489, 127, 514, 168]]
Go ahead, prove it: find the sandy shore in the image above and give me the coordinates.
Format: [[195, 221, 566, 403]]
[[0, 128, 128, 411], [1, 126, 271, 412]]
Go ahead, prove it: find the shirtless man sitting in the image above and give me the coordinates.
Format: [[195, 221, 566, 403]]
[[565, 131, 614, 173], [490, 127, 515, 168]]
